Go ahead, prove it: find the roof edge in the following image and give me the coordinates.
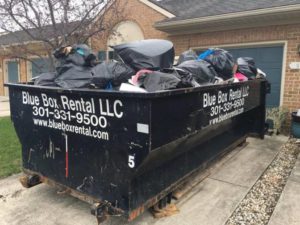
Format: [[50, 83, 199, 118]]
[[138, 0, 176, 18], [155, 4, 300, 28]]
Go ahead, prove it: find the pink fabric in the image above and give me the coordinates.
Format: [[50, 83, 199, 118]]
[[132, 69, 153, 85], [234, 73, 248, 81]]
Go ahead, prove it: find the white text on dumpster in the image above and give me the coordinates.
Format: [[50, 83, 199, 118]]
[[202, 86, 250, 125], [22, 91, 124, 140]]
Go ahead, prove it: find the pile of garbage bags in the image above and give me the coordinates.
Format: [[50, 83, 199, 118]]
[[34, 39, 267, 92], [34, 44, 135, 89]]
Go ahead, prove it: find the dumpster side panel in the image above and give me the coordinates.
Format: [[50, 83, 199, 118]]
[[151, 80, 263, 149], [9, 86, 151, 210], [129, 80, 266, 212]]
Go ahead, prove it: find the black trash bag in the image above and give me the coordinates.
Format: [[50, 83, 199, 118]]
[[237, 57, 257, 79], [54, 44, 97, 68], [162, 68, 200, 88], [177, 50, 197, 65], [54, 65, 95, 89], [54, 45, 86, 67], [92, 61, 135, 88], [51, 44, 99, 89], [176, 60, 217, 84], [71, 44, 97, 66], [138, 71, 181, 92], [111, 39, 175, 71], [34, 44, 98, 88], [202, 48, 234, 79], [55, 62, 76, 75], [34, 72, 58, 87]]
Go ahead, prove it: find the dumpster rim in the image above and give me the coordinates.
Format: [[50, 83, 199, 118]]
[[4, 79, 265, 99]]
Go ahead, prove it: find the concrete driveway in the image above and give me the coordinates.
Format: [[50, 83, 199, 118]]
[[0, 97, 10, 117], [0, 136, 288, 225]]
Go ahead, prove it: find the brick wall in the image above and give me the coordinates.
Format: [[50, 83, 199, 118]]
[[19, 59, 27, 83]]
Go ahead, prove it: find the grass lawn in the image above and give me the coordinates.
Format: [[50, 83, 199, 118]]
[[0, 117, 22, 178]]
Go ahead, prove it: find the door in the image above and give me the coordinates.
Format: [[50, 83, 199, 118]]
[[4, 60, 19, 96], [225, 46, 284, 107], [7, 61, 19, 83]]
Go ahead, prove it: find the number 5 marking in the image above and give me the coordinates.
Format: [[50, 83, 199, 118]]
[[128, 155, 135, 168]]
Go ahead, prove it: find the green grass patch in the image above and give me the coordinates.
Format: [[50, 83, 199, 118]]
[[0, 117, 22, 178]]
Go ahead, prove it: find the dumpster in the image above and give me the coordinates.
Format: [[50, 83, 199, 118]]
[[292, 112, 300, 138], [6, 79, 267, 223]]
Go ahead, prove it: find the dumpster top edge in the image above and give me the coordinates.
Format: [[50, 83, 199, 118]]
[[4, 80, 265, 99]]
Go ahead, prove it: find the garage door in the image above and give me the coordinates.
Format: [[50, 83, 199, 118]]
[[225, 46, 284, 107]]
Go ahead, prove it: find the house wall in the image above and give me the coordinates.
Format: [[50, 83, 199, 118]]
[[0, 58, 3, 95], [1, 0, 299, 124], [91, 0, 168, 51], [0, 42, 50, 95], [0, 58, 28, 96], [19, 59, 27, 82], [92, 0, 300, 117], [90, 0, 300, 129]]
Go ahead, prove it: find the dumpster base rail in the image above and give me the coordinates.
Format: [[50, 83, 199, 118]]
[[22, 168, 125, 224], [128, 134, 247, 221], [22, 135, 247, 224]]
